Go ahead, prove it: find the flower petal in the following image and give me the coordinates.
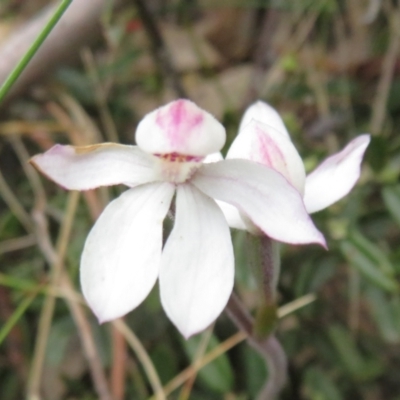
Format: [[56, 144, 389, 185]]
[[30, 143, 159, 190], [238, 101, 290, 138], [159, 184, 234, 338], [303, 135, 370, 214], [203, 152, 247, 230], [80, 182, 175, 323], [192, 160, 326, 246], [136, 99, 226, 156], [227, 119, 306, 194], [216, 200, 247, 230], [204, 152, 223, 163]]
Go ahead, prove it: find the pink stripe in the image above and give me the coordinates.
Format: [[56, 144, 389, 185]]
[[254, 126, 285, 169], [155, 100, 204, 149]]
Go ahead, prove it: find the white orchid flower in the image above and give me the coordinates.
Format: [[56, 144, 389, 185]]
[[31, 99, 325, 338], [221, 101, 371, 232]]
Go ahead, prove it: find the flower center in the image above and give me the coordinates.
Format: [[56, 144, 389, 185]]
[[154, 152, 203, 163], [154, 152, 204, 184]]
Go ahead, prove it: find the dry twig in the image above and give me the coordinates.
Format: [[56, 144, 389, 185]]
[[132, 0, 188, 98], [7, 136, 112, 400], [370, 5, 400, 135]]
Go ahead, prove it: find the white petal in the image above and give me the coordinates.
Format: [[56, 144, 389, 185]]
[[135, 99, 226, 156], [227, 119, 306, 194], [216, 200, 247, 230], [81, 182, 175, 322], [204, 153, 247, 230], [204, 152, 223, 163], [304, 135, 370, 214], [30, 143, 159, 190], [192, 160, 326, 246], [238, 101, 290, 138], [160, 184, 234, 338]]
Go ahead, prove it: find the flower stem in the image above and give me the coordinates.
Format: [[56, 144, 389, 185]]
[[226, 293, 287, 400], [247, 234, 281, 339], [248, 233, 280, 304], [0, 0, 72, 103], [260, 235, 281, 302]]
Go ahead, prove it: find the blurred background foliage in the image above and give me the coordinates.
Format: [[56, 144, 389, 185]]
[[0, 0, 400, 399]]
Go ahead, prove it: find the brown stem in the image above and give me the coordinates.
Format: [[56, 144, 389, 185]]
[[110, 323, 127, 400], [245, 9, 280, 106], [132, 0, 188, 98], [29, 199, 112, 400], [260, 235, 280, 304], [370, 6, 400, 135], [61, 275, 114, 400], [247, 234, 280, 305], [13, 134, 113, 400], [226, 293, 287, 400]]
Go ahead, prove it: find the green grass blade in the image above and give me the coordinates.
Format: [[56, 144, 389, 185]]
[[0, 0, 73, 103], [0, 293, 38, 346]]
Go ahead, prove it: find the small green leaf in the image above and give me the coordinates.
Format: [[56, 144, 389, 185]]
[[151, 343, 179, 383], [366, 287, 400, 344], [46, 317, 76, 366], [328, 325, 383, 380], [183, 332, 234, 393], [367, 136, 388, 172], [348, 229, 395, 276], [382, 185, 400, 228], [243, 346, 267, 398], [304, 367, 343, 400], [340, 241, 398, 293]]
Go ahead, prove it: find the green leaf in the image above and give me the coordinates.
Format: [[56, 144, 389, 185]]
[[294, 255, 338, 296], [46, 317, 76, 366], [243, 346, 267, 398], [340, 241, 398, 293], [367, 136, 388, 172], [183, 332, 234, 393], [0, 372, 19, 400], [328, 325, 383, 380], [366, 287, 400, 344], [150, 343, 179, 383], [348, 229, 395, 276], [382, 185, 400, 228], [304, 367, 343, 400]]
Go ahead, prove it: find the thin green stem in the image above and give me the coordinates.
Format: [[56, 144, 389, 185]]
[[0, 273, 42, 293], [178, 326, 214, 400], [0, 168, 34, 233], [113, 319, 166, 400], [0, 291, 39, 346], [0, 0, 73, 103], [27, 191, 80, 400], [148, 294, 315, 400]]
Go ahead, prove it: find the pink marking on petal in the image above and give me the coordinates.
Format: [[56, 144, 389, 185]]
[[155, 100, 204, 149], [47, 144, 72, 156], [154, 152, 203, 162], [254, 126, 286, 169]]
